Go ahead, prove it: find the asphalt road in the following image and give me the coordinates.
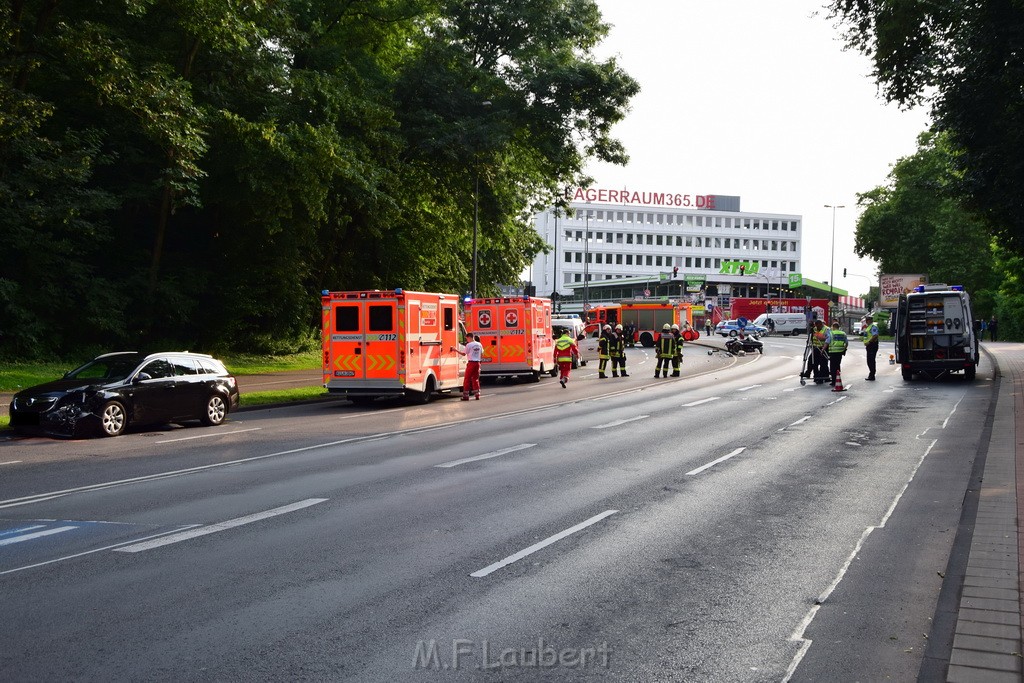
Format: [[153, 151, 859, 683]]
[[0, 338, 990, 681]]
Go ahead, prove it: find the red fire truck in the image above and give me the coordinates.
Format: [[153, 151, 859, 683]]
[[586, 299, 694, 347]]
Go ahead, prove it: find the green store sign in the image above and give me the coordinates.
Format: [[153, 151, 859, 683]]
[[719, 260, 760, 275]]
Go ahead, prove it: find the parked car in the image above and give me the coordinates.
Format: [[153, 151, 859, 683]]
[[715, 320, 767, 337], [9, 351, 240, 438]]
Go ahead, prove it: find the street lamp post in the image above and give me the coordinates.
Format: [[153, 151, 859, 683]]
[[583, 210, 591, 313], [824, 204, 845, 318], [470, 100, 492, 299]]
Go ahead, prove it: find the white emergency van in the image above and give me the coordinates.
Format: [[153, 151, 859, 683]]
[[753, 312, 808, 336], [552, 316, 594, 367]]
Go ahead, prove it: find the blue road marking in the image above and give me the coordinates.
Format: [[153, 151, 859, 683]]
[[0, 525, 46, 538]]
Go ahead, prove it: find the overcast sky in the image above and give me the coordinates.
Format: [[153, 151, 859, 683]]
[[584, 1, 932, 297]]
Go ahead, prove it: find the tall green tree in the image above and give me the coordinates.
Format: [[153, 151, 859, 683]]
[[828, 0, 1024, 253], [0, 0, 638, 357], [854, 130, 997, 297]]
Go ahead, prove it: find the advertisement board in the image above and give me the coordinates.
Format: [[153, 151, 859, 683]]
[[879, 274, 928, 308]]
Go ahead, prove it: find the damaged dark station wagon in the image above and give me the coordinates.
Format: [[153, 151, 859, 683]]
[[9, 351, 240, 438]]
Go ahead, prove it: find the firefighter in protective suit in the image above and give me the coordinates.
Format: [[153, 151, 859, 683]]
[[655, 323, 678, 378], [611, 324, 629, 377], [598, 324, 613, 378], [669, 323, 683, 377]]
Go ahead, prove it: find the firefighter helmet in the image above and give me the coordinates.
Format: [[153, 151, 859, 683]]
[[671, 324, 680, 330], [662, 323, 671, 331], [615, 324, 623, 331]]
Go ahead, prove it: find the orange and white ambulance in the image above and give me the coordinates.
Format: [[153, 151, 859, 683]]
[[463, 296, 556, 381], [321, 289, 466, 403]]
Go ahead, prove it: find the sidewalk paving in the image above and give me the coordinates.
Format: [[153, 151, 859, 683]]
[[945, 342, 1024, 682]]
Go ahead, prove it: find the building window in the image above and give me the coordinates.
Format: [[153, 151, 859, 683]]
[[645, 234, 653, 245], [781, 242, 788, 251], [715, 217, 722, 227], [625, 211, 634, 222], [616, 254, 623, 264], [714, 237, 721, 248], [656, 235, 663, 246], [655, 256, 663, 266], [704, 258, 712, 268], [564, 252, 571, 262], [575, 251, 583, 262], [724, 238, 731, 248], [685, 236, 693, 247], [694, 236, 702, 248], [685, 257, 692, 267], [616, 232, 623, 243], [626, 233, 634, 244], [626, 254, 633, 265], [646, 255, 653, 266], [714, 258, 721, 268]]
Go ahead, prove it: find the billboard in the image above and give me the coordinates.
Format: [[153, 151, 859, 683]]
[[879, 274, 928, 308]]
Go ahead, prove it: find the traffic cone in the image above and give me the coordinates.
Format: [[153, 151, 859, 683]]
[[832, 369, 846, 392]]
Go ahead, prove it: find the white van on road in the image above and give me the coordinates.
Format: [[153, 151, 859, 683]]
[[552, 317, 594, 367], [753, 312, 808, 336]]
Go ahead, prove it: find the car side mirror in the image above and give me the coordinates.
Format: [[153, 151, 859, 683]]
[[577, 334, 585, 340], [134, 372, 152, 383]]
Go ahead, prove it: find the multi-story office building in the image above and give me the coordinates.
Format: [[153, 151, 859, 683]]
[[529, 191, 802, 306]]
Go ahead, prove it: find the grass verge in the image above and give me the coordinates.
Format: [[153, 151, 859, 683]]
[[239, 386, 330, 407]]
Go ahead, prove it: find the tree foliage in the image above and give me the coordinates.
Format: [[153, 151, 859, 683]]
[[855, 130, 998, 298], [0, 0, 637, 358], [828, 0, 1024, 252]]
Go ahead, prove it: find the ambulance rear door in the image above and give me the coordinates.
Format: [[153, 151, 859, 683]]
[[326, 298, 401, 391], [497, 302, 527, 370], [470, 302, 499, 370]]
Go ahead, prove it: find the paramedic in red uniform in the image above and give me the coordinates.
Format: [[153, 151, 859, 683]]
[[455, 333, 484, 400]]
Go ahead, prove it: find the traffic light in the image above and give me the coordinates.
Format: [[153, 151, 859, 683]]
[[673, 266, 679, 278], [739, 264, 745, 276], [843, 268, 847, 278]]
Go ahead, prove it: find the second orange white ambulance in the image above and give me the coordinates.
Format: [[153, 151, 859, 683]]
[[464, 296, 556, 381]]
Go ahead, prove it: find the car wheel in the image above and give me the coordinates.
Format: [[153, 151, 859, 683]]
[[965, 364, 977, 381], [201, 394, 228, 426], [729, 330, 738, 337], [100, 401, 127, 437]]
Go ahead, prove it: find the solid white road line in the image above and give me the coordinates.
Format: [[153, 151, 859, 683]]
[[155, 428, 262, 444], [435, 444, 536, 469], [0, 461, 22, 466], [592, 415, 649, 429], [114, 498, 328, 553], [0, 525, 77, 546], [470, 510, 618, 578], [686, 448, 745, 476], [682, 397, 721, 407], [789, 416, 812, 426]]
